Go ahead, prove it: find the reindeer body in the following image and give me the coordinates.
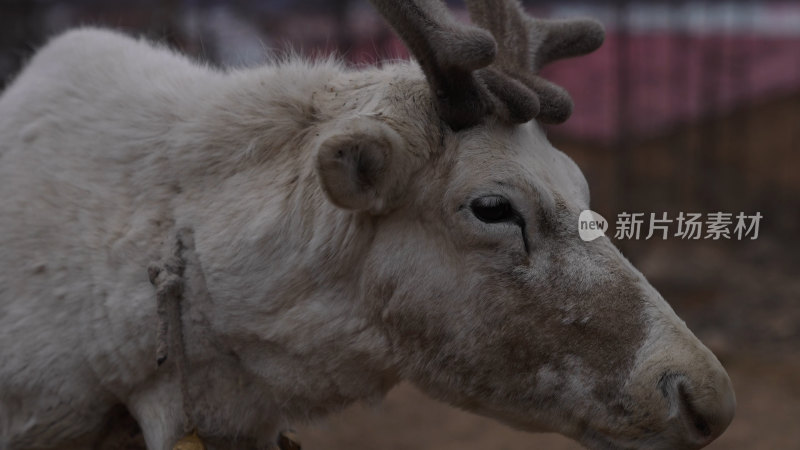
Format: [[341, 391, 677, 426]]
[[0, 2, 736, 448], [0, 29, 412, 449]]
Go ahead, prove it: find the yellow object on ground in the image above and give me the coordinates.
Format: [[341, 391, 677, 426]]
[[173, 430, 205, 450]]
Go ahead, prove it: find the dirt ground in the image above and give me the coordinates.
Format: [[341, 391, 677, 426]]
[[297, 239, 800, 449]]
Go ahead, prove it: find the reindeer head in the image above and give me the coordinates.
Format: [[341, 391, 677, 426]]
[[313, 1, 735, 448]]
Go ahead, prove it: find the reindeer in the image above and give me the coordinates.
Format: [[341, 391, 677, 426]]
[[0, 1, 734, 449]]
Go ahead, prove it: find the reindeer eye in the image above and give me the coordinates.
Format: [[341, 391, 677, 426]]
[[470, 196, 515, 223]]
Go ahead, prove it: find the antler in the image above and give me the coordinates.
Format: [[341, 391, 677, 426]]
[[369, 0, 604, 129], [466, 0, 604, 124], [368, 0, 499, 130]]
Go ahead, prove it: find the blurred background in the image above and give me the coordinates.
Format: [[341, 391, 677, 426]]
[[2, 0, 798, 448]]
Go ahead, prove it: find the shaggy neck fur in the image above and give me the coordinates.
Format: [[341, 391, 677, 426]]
[[0, 29, 434, 449], [140, 56, 423, 446]]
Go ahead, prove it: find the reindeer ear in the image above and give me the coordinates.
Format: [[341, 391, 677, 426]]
[[315, 119, 407, 213]]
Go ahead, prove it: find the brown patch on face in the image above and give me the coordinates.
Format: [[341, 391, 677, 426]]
[[377, 202, 649, 440]]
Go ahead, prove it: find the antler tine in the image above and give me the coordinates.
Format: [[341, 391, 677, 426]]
[[369, 0, 498, 130], [530, 17, 605, 71], [466, 0, 605, 124]]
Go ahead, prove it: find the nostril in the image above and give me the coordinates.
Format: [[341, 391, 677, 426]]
[[658, 372, 715, 442], [677, 382, 712, 439], [653, 362, 736, 448]]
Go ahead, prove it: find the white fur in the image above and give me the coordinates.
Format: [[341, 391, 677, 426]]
[[0, 28, 405, 449]]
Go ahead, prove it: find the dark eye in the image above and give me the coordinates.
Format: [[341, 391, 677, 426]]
[[470, 196, 515, 223]]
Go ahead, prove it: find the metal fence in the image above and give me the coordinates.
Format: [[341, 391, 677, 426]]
[[2, 0, 798, 237]]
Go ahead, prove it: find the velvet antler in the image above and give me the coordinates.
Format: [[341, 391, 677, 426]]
[[368, 0, 499, 130], [466, 0, 604, 124], [369, 0, 604, 129]]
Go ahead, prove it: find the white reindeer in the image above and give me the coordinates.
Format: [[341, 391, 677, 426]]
[[0, 1, 735, 449]]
